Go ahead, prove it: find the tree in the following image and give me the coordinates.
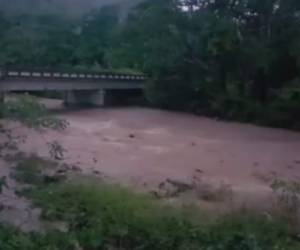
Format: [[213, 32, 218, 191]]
[[112, 0, 300, 128]]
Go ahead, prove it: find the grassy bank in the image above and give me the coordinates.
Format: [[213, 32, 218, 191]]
[[0, 155, 299, 249], [0, 179, 298, 250]]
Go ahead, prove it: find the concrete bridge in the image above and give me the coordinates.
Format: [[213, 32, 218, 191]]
[[0, 67, 146, 106]]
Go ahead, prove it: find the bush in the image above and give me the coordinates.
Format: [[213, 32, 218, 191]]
[[16, 182, 299, 250], [0, 225, 74, 250], [29, 183, 203, 250], [263, 91, 300, 129]]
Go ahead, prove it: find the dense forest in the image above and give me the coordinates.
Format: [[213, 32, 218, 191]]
[[1, 0, 300, 129]]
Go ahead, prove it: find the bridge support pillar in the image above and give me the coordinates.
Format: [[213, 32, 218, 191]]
[[0, 92, 5, 104], [0, 92, 5, 117], [63, 90, 106, 107], [90, 89, 105, 106]]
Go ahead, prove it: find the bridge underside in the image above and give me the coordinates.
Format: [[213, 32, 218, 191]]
[[0, 76, 145, 107], [63, 90, 106, 106]]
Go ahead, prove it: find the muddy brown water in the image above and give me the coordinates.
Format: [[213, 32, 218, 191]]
[[0, 96, 299, 229], [12, 98, 299, 209]]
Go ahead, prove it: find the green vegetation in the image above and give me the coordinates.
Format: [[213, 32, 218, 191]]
[[1, 0, 300, 129], [12, 154, 60, 186], [0, 153, 298, 249], [0, 5, 119, 69], [2, 95, 69, 130], [119, 0, 300, 129], [1, 1, 300, 249], [0, 180, 297, 250]]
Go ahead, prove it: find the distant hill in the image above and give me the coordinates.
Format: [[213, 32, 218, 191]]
[[0, 0, 144, 18]]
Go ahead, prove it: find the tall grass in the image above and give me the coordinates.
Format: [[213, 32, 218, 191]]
[[20, 182, 300, 250]]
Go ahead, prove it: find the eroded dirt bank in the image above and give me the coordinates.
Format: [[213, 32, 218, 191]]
[[14, 99, 300, 210]]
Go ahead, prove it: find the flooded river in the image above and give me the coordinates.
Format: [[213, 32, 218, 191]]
[[16, 99, 300, 209]]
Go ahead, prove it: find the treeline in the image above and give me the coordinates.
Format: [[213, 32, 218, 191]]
[[119, 0, 300, 129], [1, 0, 300, 129], [0, 5, 120, 69]]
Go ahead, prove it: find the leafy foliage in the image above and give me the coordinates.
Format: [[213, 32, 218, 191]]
[[1, 181, 295, 250], [2, 95, 69, 130], [115, 0, 300, 128], [0, 94, 68, 164], [1, 1, 300, 128], [271, 179, 300, 232]]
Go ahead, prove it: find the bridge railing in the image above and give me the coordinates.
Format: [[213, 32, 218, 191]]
[[0, 68, 146, 82]]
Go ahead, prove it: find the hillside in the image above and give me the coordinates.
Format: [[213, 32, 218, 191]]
[[0, 0, 143, 18]]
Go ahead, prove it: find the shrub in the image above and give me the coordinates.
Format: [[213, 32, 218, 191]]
[[23, 182, 300, 250], [29, 183, 203, 250]]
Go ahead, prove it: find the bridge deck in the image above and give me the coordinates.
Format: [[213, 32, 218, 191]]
[[0, 68, 145, 91]]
